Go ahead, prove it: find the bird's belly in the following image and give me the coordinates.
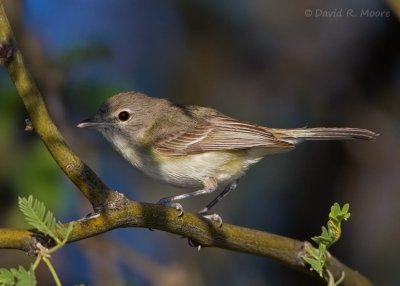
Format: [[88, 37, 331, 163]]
[[143, 150, 262, 189]]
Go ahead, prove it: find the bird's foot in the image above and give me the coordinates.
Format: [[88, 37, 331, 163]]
[[198, 209, 223, 227], [157, 199, 184, 216], [187, 238, 203, 251]]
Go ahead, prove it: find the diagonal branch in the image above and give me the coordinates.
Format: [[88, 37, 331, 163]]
[[0, 0, 117, 211], [0, 1, 372, 285]]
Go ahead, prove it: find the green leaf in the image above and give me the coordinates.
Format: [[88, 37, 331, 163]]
[[57, 221, 74, 243], [0, 268, 16, 285], [342, 203, 349, 214], [303, 244, 326, 277], [18, 196, 59, 242], [329, 203, 351, 222], [11, 266, 37, 286], [0, 266, 36, 286], [303, 203, 351, 283], [12, 266, 36, 286], [312, 226, 334, 246]]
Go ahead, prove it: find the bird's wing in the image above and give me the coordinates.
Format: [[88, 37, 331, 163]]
[[153, 115, 294, 155]]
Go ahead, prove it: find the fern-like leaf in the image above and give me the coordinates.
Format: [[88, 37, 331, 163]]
[[11, 266, 36, 286], [57, 222, 74, 243], [0, 268, 15, 285], [18, 196, 59, 243], [0, 266, 36, 286]]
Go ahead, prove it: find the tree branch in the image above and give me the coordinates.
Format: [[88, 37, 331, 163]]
[[0, 1, 372, 285], [0, 1, 117, 211], [0, 201, 372, 285]]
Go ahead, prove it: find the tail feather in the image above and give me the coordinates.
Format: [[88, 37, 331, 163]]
[[271, 127, 379, 144]]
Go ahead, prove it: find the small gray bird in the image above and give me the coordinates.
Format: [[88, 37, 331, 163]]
[[78, 91, 378, 223]]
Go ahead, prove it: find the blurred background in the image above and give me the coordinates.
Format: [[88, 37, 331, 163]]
[[0, 0, 399, 285]]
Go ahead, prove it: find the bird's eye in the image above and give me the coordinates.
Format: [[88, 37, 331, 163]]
[[118, 111, 130, 121]]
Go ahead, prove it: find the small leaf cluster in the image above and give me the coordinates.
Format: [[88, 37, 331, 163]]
[[313, 203, 350, 248], [302, 203, 350, 285], [18, 196, 73, 245], [0, 196, 74, 286], [0, 267, 36, 286]]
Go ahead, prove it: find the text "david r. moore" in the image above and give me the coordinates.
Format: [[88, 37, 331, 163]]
[[313, 8, 391, 18]]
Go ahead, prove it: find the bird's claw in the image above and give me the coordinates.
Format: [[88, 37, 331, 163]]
[[198, 211, 223, 227], [188, 238, 202, 251], [157, 199, 184, 216]]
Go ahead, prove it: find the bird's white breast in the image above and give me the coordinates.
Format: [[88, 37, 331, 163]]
[[145, 150, 264, 189], [101, 128, 264, 189]]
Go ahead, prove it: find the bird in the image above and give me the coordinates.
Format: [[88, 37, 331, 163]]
[[78, 91, 378, 223]]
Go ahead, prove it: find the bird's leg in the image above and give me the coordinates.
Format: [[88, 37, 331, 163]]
[[157, 177, 218, 216], [197, 179, 240, 226]]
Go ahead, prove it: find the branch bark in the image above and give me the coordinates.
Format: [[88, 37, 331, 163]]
[[0, 1, 372, 285], [0, 201, 371, 286]]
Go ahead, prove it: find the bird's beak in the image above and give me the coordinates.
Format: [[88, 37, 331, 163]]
[[77, 117, 107, 128]]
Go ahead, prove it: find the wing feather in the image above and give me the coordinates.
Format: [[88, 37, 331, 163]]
[[153, 115, 293, 155]]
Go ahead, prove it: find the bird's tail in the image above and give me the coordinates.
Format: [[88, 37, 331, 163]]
[[270, 127, 379, 144]]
